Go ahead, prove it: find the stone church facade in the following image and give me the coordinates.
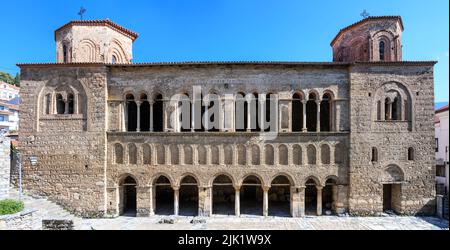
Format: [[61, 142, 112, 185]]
[[17, 16, 436, 218]]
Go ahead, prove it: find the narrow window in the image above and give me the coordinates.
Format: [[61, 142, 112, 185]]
[[67, 94, 74, 114], [435, 138, 439, 152], [371, 147, 378, 162], [112, 55, 117, 64], [408, 147, 414, 161], [56, 94, 65, 114], [63, 45, 68, 63], [379, 41, 385, 61]]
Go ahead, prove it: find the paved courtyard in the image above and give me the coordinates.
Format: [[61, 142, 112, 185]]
[[3, 189, 449, 230]]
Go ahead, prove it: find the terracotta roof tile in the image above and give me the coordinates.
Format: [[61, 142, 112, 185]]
[[54, 19, 139, 41], [331, 16, 404, 46], [436, 104, 449, 113]]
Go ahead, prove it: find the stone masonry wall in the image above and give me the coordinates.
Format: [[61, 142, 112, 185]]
[[18, 66, 109, 217], [348, 63, 436, 215], [0, 135, 11, 199]]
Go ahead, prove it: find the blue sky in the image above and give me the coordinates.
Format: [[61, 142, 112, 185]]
[[0, 0, 448, 102]]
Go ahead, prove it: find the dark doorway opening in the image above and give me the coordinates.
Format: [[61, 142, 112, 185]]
[[322, 179, 336, 215], [305, 179, 317, 215], [268, 176, 291, 217], [155, 176, 174, 215], [120, 176, 137, 216], [179, 176, 198, 216], [240, 176, 263, 216], [212, 175, 235, 215]]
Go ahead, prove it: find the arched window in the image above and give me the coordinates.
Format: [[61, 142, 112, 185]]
[[56, 94, 65, 114], [211, 146, 220, 164], [142, 144, 151, 164], [128, 143, 137, 164], [156, 145, 165, 165], [237, 144, 246, 165], [67, 93, 74, 114], [112, 55, 117, 64], [126, 94, 137, 131], [224, 145, 233, 165], [408, 147, 414, 161], [140, 94, 150, 131], [63, 45, 69, 63], [320, 93, 332, 131], [306, 93, 318, 131], [250, 93, 260, 132], [170, 145, 179, 165], [335, 143, 345, 164], [292, 93, 303, 132], [153, 94, 164, 132], [251, 145, 260, 165], [235, 92, 247, 131], [184, 145, 193, 165], [198, 145, 207, 165], [293, 145, 302, 165], [114, 144, 123, 164], [307, 145, 316, 165], [379, 41, 385, 61], [279, 145, 288, 165], [265, 145, 274, 165], [371, 147, 378, 162], [321, 144, 330, 164], [391, 97, 401, 120]]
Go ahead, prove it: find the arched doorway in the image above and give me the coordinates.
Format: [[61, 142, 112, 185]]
[[154, 176, 174, 215], [119, 176, 137, 216], [305, 178, 318, 215], [322, 178, 337, 215], [269, 176, 292, 217], [382, 165, 404, 214], [240, 175, 263, 216], [179, 176, 199, 216], [212, 175, 235, 215]]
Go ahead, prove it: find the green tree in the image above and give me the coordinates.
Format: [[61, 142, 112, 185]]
[[0, 71, 19, 87]]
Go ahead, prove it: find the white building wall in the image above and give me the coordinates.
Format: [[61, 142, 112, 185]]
[[435, 108, 449, 194]]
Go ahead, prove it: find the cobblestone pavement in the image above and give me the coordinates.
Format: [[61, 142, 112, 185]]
[[5, 189, 449, 230]]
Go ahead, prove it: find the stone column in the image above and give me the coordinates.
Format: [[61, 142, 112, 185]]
[[74, 93, 79, 114], [198, 186, 212, 216], [149, 101, 154, 132], [263, 186, 269, 217], [149, 185, 154, 215], [121, 102, 127, 132], [290, 186, 301, 217], [136, 101, 141, 132], [124, 101, 129, 131], [316, 186, 323, 216], [235, 186, 241, 216], [316, 100, 321, 132], [298, 186, 305, 217], [302, 100, 307, 132], [174, 186, 180, 216]]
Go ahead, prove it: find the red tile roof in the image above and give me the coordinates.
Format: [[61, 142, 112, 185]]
[[436, 104, 449, 114], [331, 16, 404, 46], [16, 61, 437, 68], [54, 19, 139, 41]]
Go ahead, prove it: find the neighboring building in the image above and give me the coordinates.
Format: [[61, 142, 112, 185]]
[[0, 134, 11, 200], [17, 16, 436, 218], [0, 98, 19, 133], [435, 105, 449, 195], [0, 81, 19, 101]]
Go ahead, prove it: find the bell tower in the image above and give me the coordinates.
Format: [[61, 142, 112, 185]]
[[331, 16, 403, 62], [54, 19, 138, 64]]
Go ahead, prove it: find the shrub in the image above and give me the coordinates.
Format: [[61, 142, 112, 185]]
[[0, 199, 24, 215]]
